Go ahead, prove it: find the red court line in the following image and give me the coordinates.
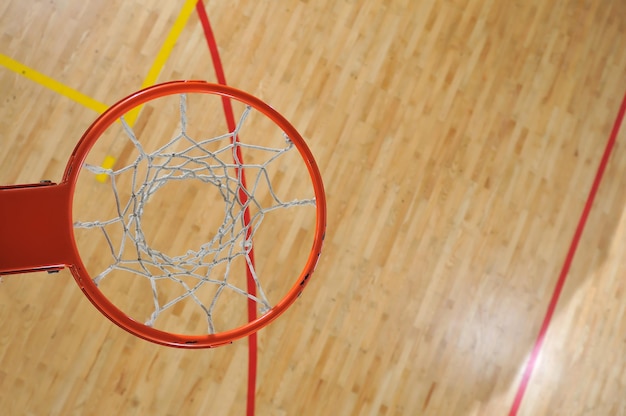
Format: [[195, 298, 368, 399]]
[[195, 2, 258, 416], [509, 91, 626, 415]]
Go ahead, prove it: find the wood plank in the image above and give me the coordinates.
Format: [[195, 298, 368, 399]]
[[1, 0, 625, 414]]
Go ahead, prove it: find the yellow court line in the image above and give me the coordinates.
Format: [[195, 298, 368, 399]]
[[0, 0, 197, 121], [124, 0, 199, 127], [1, 0, 199, 182], [0, 53, 109, 114], [95, 0, 198, 181]]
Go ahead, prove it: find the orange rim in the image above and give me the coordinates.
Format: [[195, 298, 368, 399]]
[[63, 80, 327, 348]]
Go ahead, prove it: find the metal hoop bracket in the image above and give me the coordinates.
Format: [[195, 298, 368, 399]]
[[0, 182, 76, 275]]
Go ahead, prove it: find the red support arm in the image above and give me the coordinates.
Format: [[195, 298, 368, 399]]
[[0, 182, 75, 274]]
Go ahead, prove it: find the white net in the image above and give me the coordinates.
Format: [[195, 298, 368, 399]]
[[72, 91, 317, 336]]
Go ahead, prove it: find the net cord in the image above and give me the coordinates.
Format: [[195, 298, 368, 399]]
[[75, 96, 314, 333]]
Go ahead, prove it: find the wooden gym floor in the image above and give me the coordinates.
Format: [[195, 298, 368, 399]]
[[1, 0, 626, 414]]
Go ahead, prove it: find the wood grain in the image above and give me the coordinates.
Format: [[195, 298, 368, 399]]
[[1, 0, 625, 414]]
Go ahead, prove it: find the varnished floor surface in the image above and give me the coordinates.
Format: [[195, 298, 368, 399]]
[[1, 0, 626, 415]]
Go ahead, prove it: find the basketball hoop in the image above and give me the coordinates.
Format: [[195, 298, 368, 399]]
[[0, 81, 326, 348]]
